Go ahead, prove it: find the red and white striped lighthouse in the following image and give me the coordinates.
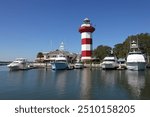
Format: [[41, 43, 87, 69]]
[[79, 18, 95, 61]]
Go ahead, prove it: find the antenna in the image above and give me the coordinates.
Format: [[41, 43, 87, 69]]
[[137, 36, 139, 50], [59, 41, 65, 51], [129, 37, 131, 49]]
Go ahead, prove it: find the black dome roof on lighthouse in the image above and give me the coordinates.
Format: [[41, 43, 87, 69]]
[[83, 18, 90, 24]]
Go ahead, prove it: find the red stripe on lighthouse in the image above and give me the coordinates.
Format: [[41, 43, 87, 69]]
[[79, 26, 95, 33], [82, 38, 92, 44], [82, 51, 92, 56]]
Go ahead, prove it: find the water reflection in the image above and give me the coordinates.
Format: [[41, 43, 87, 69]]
[[8, 70, 27, 86], [101, 70, 117, 86], [53, 70, 67, 96], [125, 70, 145, 99], [36, 68, 49, 86], [0, 65, 150, 99], [80, 69, 92, 99], [98, 70, 130, 99]]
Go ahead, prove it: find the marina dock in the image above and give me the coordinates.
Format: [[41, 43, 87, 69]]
[[0, 61, 11, 66]]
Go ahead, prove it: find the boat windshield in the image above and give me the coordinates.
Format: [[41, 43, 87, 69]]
[[104, 60, 115, 62], [13, 61, 20, 63], [55, 60, 67, 62], [128, 51, 142, 55]]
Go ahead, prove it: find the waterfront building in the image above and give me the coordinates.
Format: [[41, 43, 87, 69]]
[[36, 42, 78, 63], [79, 18, 95, 61]]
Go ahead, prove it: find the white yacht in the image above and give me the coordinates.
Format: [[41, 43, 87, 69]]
[[126, 40, 146, 70], [74, 61, 84, 69], [51, 54, 69, 70], [101, 50, 119, 69], [7, 58, 29, 70]]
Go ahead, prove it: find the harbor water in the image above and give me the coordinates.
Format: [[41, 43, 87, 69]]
[[0, 65, 150, 100]]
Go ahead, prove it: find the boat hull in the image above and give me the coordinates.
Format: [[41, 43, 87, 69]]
[[8, 65, 20, 71], [7, 58, 29, 71], [51, 62, 68, 70], [74, 63, 84, 69], [127, 62, 146, 70], [8, 64, 29, 71], [101, 63, 118, 69], [101, 56, 118, 70]]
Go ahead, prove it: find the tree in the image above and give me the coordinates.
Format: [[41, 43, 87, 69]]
[[93, 33, 150, 62], [113, 33, 150, 59], [114, 43, 128, 58], [93, 45, 111, 61], [37, 52, 44, 62]]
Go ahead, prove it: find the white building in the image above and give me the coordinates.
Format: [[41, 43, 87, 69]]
[[36, 42, 78, 63]]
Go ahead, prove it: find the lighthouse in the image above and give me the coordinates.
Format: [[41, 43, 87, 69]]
[[79, 18, 95, 61]]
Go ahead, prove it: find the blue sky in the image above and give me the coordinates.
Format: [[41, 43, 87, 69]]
[[0, 0, 150, 61]]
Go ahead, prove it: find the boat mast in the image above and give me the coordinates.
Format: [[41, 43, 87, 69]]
[[137, 37, 139, 50]]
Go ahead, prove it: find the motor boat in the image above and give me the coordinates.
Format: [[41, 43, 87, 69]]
[[117, 58, 127, 69], [51, 54, 69, 70], [101, 56, 118, 69], [7, 58, 29, 70], [101, 50, 119, 69], [126, 40, 146, 70], [74, 61, 84, 69]]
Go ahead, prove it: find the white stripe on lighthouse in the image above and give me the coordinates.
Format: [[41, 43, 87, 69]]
[[81, 24, 91, 27], [81, 32, 92, 38], [82, 44, 92, 51], [81, 56, 92, 60]]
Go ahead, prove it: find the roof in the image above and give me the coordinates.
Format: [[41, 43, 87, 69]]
[[103, 56, 117, 60]]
